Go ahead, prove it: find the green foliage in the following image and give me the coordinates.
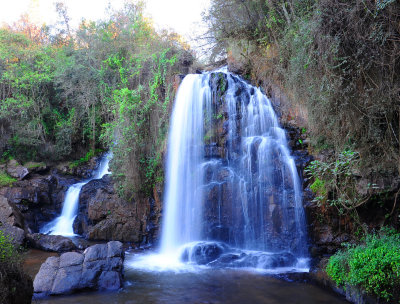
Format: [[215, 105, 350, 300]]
[[206, 0, 400, 179], [327, 228, 400, 302], [0, 230, 16, 261], [305, 149, 374, 214], [1, 3, 191, 199], [309, 177, 327, 204], [0, 171, 17, 187], [69, 149, 103, 169]]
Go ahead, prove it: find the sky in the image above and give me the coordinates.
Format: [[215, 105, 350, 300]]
[[0, 0, 210, 48]]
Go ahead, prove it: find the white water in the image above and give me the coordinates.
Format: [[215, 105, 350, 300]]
[[40, 152, 112, 236], [130, 70, 309, 272], [160, 74, 208, 254]]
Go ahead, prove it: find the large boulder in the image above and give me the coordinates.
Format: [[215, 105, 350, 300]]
[[180, 241, 229, 265], [0, 195, 24, 228], [27, 233, 77, 252], [6, 159, 29, 180], [0, 225, 25, 246], [0, 195, 26, 246], [75, 175, 161, 243], [33, 241, 124, 297]]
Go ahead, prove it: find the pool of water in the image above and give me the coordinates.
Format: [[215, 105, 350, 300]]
[[30, 251, 348, 304]]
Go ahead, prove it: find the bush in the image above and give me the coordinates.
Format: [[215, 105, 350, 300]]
[[326, 228, 400, 302], [0, 230, 32, 304]]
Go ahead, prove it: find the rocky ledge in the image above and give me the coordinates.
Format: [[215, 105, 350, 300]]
[[33, 241, 124, 297]]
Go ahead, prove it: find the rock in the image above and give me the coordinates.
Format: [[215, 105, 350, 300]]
[[180, 241, 228, 265], [24, 161, 48, 173], [0, 195, 26, 246], [60, 252, 84, 267], [0, 195, 25, 228], [6, 159, 29, 180], [84, 243, 108, 262], [0, 225, 25, 246], [51, 264, 82, 295], [108, 240, 124, 257], [0, 173, 78, 232], [27, 233, 77, 252], [33, 241, 124, 297], [98, 271, 121, 290], [76, 176, 156, 243], [33, 256, 59, 294]]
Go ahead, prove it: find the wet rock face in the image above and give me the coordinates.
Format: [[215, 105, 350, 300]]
[[179, 241, 297, 269], [1, 153, 161, 246], [0, 173, 78, 233], [196, 72, 310, 254], [73, 175, 160, 243], [180, 242, 228, 265], [33, 241, 124, 297]]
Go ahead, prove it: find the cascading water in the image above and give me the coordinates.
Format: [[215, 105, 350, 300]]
[[40, 152, 112, 236], [131, 69, 308, 271]]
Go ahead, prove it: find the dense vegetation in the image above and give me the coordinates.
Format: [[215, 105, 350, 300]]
[[0, 2, 192, 198], [0, 230, 32, 303], [327, 228, 400, 302], [204, 0, 400, 183]]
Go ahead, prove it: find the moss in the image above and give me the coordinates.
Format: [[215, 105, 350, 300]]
[[310, 178, 327, 196], [24, 162, 45, 169], [0, 171, 17, 187]]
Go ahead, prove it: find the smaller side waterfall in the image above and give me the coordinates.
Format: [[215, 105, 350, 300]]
[[40, 152, 112, 236]]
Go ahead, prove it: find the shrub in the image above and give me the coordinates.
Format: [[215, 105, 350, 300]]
[[0, 230, 32, 304], [326, 228, 400, 302]]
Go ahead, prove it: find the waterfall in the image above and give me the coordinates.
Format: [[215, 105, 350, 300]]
[[40, 152, 112, 236], [159, 70, 308, 264]]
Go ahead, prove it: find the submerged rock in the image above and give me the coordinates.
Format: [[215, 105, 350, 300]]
[[33, 241, 124, 297], [179, 241, 298, 269], [180, 241, 228, 265]]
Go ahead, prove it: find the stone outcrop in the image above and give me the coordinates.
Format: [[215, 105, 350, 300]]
[[6, 159, 29, 180], [0, 173, 78, 233], [33, 241, 124, 297], [27, 233, 77, 252], [0, 195, 26, 246], [73, 174, 162, 244]]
